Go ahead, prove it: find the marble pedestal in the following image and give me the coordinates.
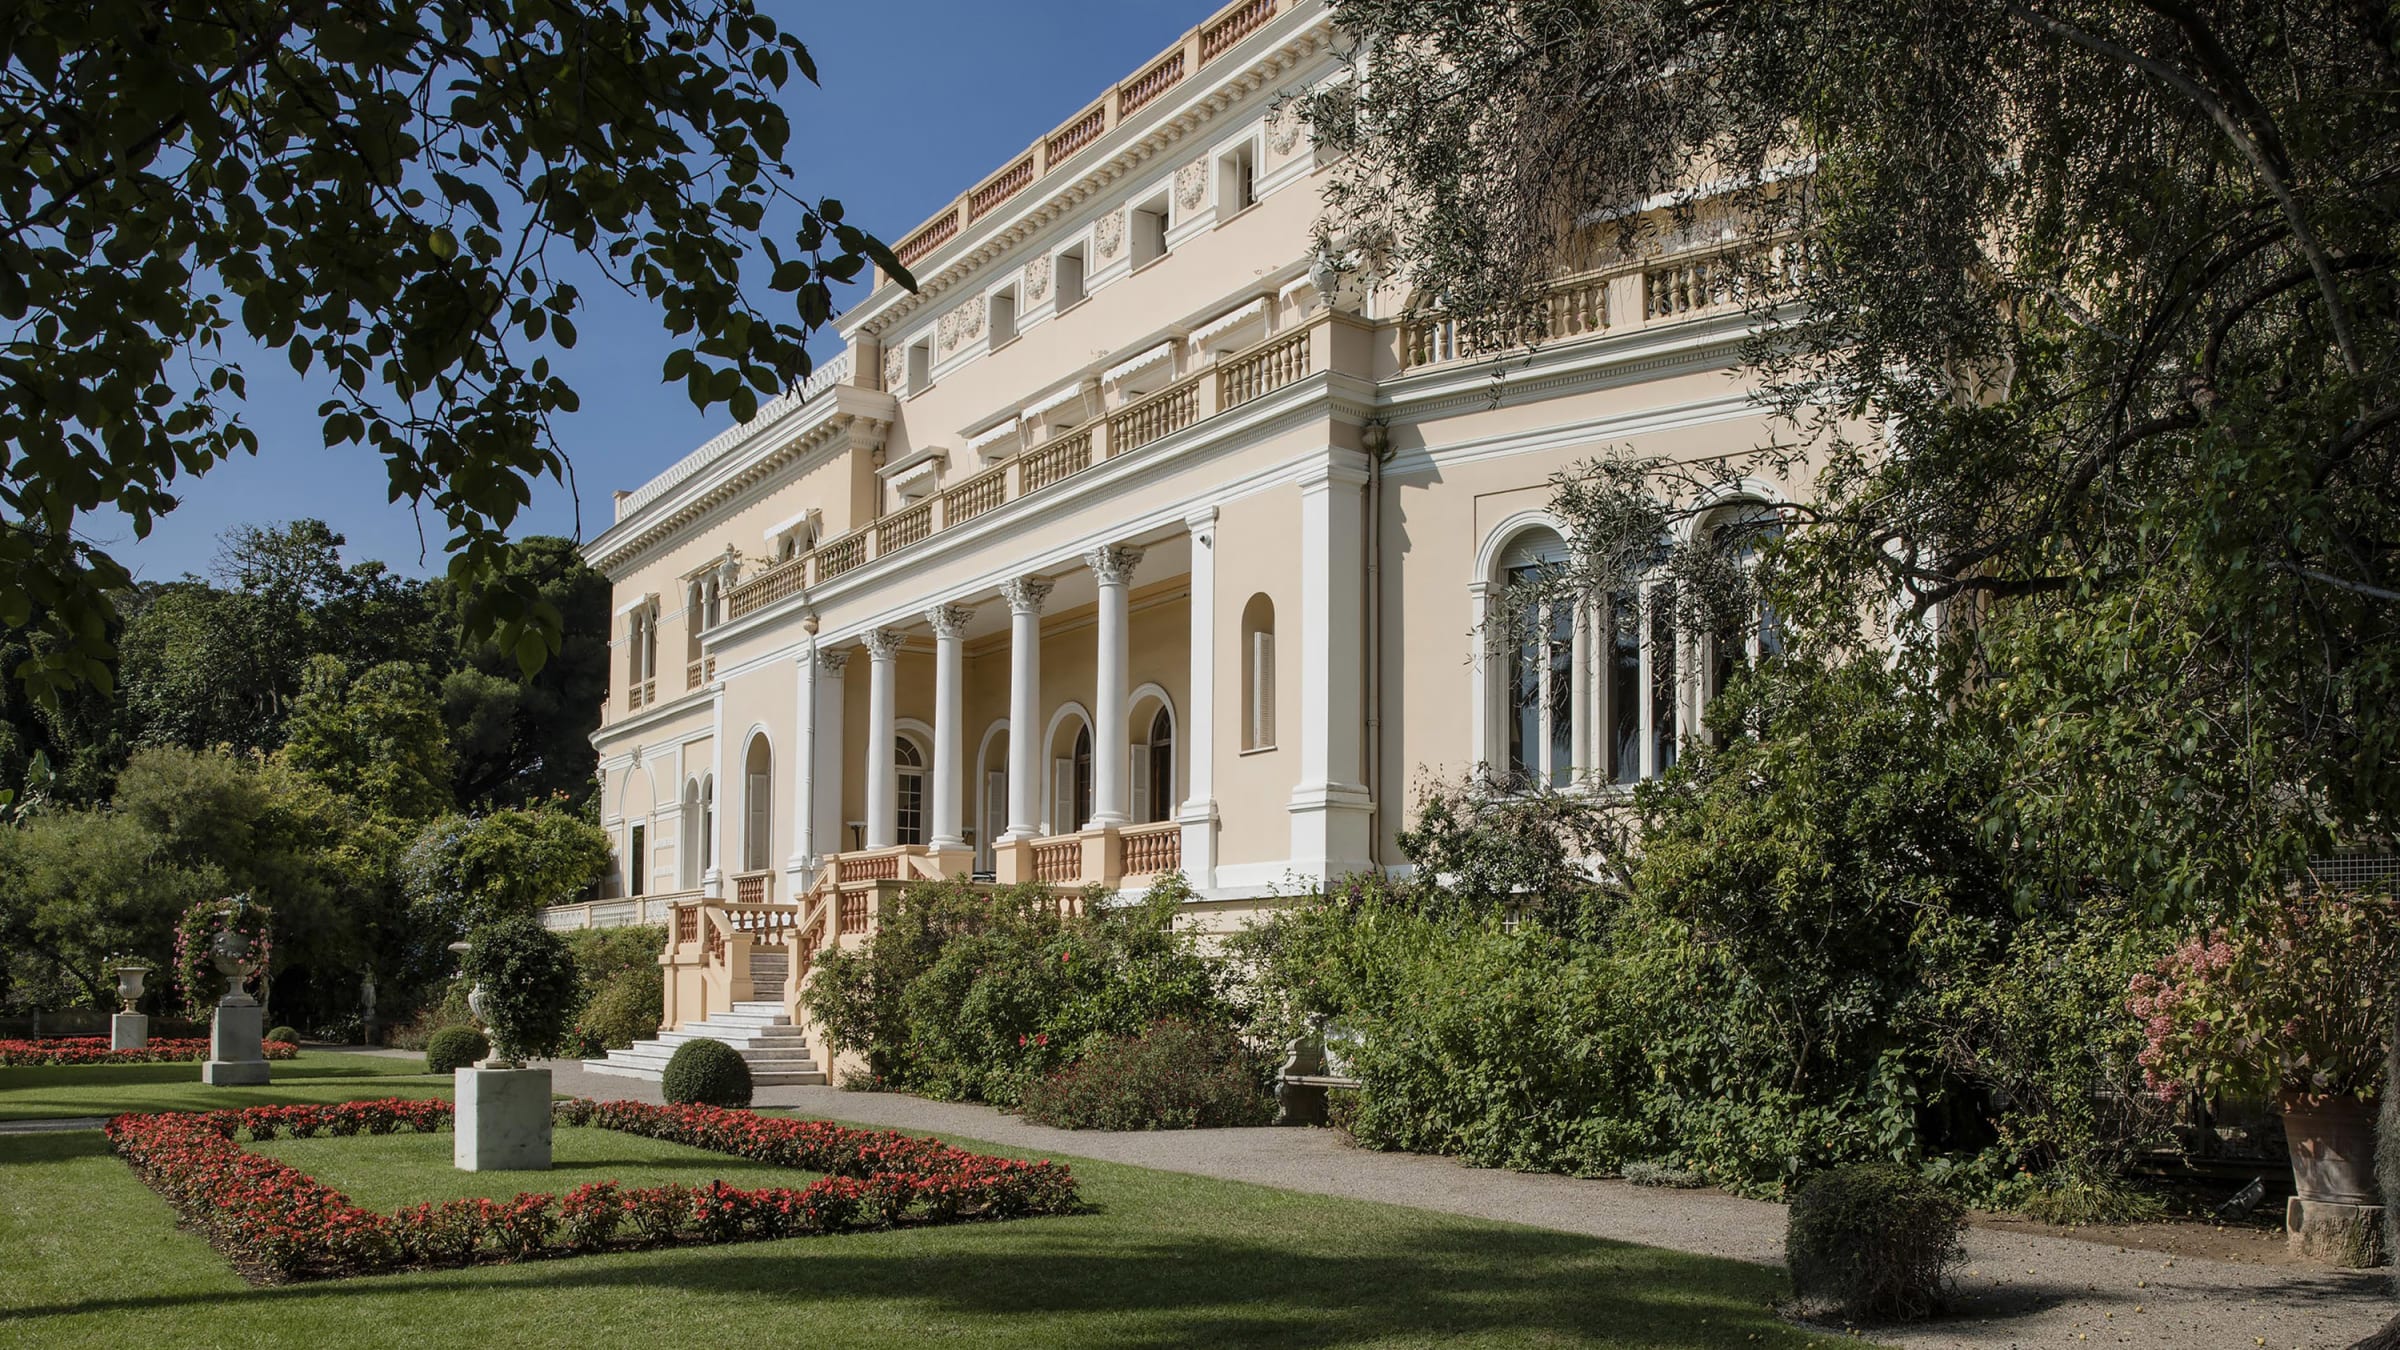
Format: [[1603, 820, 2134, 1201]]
[[455, 1066, 553, 1172], [201, 1000, 271, 1086], [110, 1013, 149, 1052]]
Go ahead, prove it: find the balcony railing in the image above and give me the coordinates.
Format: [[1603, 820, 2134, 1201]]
[[875, 0, 1293, 283], [1031, 838, 1082, 884], [725, 317, 1330, 622], [733, 869, 775, 905], [1120, 821, 1182, 877], [1400, 239, 1794, 373]]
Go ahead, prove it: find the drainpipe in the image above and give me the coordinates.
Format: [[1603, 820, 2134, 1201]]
[[1361, 419, 1392, 870]]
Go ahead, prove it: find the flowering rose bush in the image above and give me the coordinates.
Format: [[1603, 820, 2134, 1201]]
[[174, 894, 274, 1016], [0, 1037, 298, 1067], [107, 1097, 1079, 1283], [2127, 891, 2399, 1102]]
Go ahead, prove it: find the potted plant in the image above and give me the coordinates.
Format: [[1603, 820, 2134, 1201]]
[[2128, 891, 2398, 1205]]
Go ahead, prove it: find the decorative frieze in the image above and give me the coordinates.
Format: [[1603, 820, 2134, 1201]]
[[1268, 102, 1305, 156], [1023, 252, 1051, 302], [1174, 160, 1208, 212], [882, 348, 904, 393], [1095, 209, 1124, 259]]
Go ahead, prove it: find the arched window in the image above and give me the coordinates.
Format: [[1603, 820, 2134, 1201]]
[[1240, 593, 1275, 750], [699, 774, 715, 875], [1072, 725, 1094, 829], [742, 734, 772, 872], [1699, 500, 1783, 725], [1146, 706, 1175, 823], [1496, 527, 1576, 788], [894, 735, 927, 847]]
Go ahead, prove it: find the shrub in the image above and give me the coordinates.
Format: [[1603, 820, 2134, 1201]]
[[425, 1026, 489, 1073], [1018, 1020, 1273, 1130], [565, 967, 663, 1056], [265, 1025, 299, 1045], [460, 914, 578, 1061], [1784, 1164, 1965, 1322], [805, 874, 1234, 1108], [661, 1038, 752, 1108]]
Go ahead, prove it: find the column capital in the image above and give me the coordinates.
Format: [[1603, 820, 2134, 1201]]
[[863, 628, 905, 661], [924, 602, 976, 638], [1084, 543, 1146, 587], [999, 575, 1054, 615], [819, 648, 851, 675]]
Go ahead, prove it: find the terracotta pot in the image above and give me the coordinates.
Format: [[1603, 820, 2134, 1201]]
[[2280, 1092, 2380, 1205]]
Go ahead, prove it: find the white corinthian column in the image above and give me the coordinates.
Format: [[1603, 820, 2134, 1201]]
[[925, 602, 974, 853], [1000, 576, 1052, 841], [1085, 543, 1142, 828], [862, 629, 902, 849]]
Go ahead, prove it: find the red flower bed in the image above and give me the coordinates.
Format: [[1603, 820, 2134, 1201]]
[[0, 1037, 298, 1067], [107, 1097, 1079, 1283]]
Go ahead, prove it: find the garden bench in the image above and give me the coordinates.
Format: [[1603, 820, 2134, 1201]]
[[1273, 1023, 1362, 1126]]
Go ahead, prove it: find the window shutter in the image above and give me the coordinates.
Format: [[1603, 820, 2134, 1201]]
[[1050, 758, 1074, 835], [1129, 745, 1149, 823]]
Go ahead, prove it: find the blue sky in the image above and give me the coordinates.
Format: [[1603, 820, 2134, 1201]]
[[101, 3, 1204, 583]]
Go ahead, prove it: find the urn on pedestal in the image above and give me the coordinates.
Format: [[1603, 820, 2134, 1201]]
[[109, 961, 152, 1051]]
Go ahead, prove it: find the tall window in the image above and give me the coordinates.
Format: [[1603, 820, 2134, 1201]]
[[679, 779, 702, 888], [1052, 722, 1094, 832], [627, 823, 647, 897], [1141, 706, 1175, 823], [1698, 501, 1784, 729], [1240, 593, 1275, 750], [1056, 246, 1086, 308], [742, 734, 771, 871], [895, 736, 927, 847], [1495, 530, 1577, 788], [1609, 591, 1641, 785], [1131, 195, 1168, 267], [1073, 725, 1093, 827], [700, 775, 715, 875]]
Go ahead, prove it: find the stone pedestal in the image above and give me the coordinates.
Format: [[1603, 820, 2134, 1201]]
[[201, 1000, 270, 1086], [455, 1067, 553, 1172], [2289, 1196, 2389, 1267], [110, 1013, 149, 1052]]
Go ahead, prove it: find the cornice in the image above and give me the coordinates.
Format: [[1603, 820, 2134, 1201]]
[[585, 384, 898, 574], [844, 16, 1338, 340]]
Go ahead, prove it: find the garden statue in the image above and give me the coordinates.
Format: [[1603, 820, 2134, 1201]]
[[451, 917, 578, 1172], [109, 961, 152, 1051], [359, 969, 379, 1046]]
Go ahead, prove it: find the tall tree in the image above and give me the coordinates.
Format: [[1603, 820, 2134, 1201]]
[[1314, 0, 2400, 915], [282, 655, 454, 822], [435, 535, 607, 808], [0, 1, 909, 702]]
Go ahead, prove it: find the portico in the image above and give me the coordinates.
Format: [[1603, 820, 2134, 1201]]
[[787, 521, 1217, 903]]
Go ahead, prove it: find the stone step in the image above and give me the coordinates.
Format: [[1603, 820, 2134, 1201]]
[[603, 1045, 820, 1070]]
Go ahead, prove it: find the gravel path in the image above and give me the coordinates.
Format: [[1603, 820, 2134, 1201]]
[[534, 1058, 2391, 1350]]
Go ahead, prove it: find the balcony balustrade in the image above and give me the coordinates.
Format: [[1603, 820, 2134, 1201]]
[[725, 316, 1335, 623]]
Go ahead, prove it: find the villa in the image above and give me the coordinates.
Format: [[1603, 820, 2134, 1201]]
[[570, 0, 1820, 1069]]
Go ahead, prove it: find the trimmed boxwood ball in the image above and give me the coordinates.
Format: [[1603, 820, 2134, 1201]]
[[1784, 1163, 1965, 1322], [425, 1026, 490, 1074], [264, 1026, 299, 1045], [661, 1038, 753, 1108]]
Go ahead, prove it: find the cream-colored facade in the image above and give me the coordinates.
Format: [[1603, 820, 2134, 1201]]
[[573, 0, 1822, 1045]]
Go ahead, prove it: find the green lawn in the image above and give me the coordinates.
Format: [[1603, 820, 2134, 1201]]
[[0, 1053, 447, 1121], [0, 1117, 1863, 1349], [253, 1126, 814, 1209]]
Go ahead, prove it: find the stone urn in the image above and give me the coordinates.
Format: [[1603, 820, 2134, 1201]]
[[209, 929, 260, 1006], [112, 962, 152, 1014], [2282, 1092, 2379, 1205]]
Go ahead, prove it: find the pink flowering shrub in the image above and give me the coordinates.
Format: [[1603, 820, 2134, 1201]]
[[106, 1096, 1080, 1283], [2128, 892, 2398, 1102]]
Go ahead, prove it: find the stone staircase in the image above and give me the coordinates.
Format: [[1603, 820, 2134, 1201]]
[[580, 997, 826, 1087]]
